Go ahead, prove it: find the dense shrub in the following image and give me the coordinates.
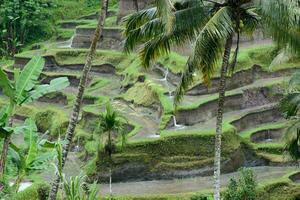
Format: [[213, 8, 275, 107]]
[[190, 194, 213, 200], [34, 109, 68, 136], [13, 182, 50, 200], [223, 168, 257, 200], [0, 0, 54, 56]]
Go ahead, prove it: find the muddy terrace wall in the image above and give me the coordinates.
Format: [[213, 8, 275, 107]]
[[14, 55, 116, 73], [186, 65, 289, 96], [250, 128, 284, 143], [170, 85, 284, 127], [71, 28, 123, 50], [118, 0, 155, 21], [231, 106, 283, 132], [93, 135, 267, 182]]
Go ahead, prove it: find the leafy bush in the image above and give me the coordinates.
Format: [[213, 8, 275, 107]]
[[13, 182, 50, 200], [223, 168, 257, 200], [190, 194, 213, 200], [0, 0, 54, 56]]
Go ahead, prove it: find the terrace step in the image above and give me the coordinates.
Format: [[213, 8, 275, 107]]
[[155, 157, 214, 171], [170, 76, 286, 127]]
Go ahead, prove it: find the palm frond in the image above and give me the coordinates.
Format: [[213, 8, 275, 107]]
[[241, 7, 260, 36], [280, 72, 300, 118], [123, 7, 157, 36], [190, 6, 234, 84], [140, 3, 209, 68], [284, 120, 300, 160], [280, 92, 300, 118], [155, 0, 175, 33], [259, 0, 300, 54], [288, 71, 300, 90], [174, 60, 196, 107], [123, 2, 208, 65], [123, 8, 159, 53], [174, 6, 234, 105]]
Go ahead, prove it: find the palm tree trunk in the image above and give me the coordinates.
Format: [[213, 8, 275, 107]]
[[108, 130, 113, 199], [109, 167, 112, 199], [48, 1, 109, 199], [213, 35, 233, 200]]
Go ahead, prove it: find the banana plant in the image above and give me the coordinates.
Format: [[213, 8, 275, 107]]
[[9, 118, 57, 192], [0, 56, 70, 179]]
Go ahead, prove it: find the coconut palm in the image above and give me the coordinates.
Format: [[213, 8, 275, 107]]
[[96, 103, 127, 199], [123, 0, 299, 199], [280, 72, 300, 160], [0, 56, 69, 180], [48, 1, 109, 199]]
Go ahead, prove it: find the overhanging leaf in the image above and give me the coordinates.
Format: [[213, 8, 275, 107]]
[[23, 118, 38, 166], [0, 68, 14, 99], [25, 77, 70, 103], [15, 56, 45, 105]]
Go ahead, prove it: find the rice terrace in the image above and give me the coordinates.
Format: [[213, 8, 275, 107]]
[[0, 0, 299, 199]]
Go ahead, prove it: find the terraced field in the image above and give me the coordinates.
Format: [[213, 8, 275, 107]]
[[3, 2, 300, 199]]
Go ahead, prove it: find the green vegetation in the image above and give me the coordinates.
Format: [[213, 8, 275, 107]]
[[0, 0, 299, 199], [13, 182, 50, 200], [279, 72, 300, 160], [223, 168, 257, 200]]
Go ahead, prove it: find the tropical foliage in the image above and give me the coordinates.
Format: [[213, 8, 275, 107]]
[[48, 0, 109, 198], [123, 0, 299, 199], [280, 72, 300, 160], [223, 168, 257, 200], [10, 119, 56, 192], [0, 56, 69, 185], [0, 0, 54, 56], [54, 139, 99, 200], [96, 103, 127, 198]]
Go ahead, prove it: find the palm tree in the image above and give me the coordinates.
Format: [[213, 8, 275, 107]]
[[96, 103, 127, 199], [280, 72, 300, 160], [48, 1, 109, 199], [123, 0, 299, 199]]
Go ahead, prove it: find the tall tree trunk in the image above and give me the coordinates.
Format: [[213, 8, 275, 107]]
[[109, 167, 112, 199], [213, 35, 233, 200], [48, 1, 108, 199], [108, 130, 113, 199]]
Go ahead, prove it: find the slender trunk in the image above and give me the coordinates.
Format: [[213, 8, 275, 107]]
[[0, 103, 14, 180], [108, 130, 112, 199], [213, 35, 233, 200], [48, 1, 108, 199], [15, 173, 24, 193], [133, 0, 139, 11], [109, 167, 112, 200], [0, 136, 11, 178]]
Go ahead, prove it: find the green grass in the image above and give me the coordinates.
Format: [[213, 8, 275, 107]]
[[240, 122, 287, 139], [158, 52, 187, 74], [235, 44, 278, 71], [49, 0, 118, 21], [76, 16, 119, 28], [122, 81, 162, 107], [55, 28, 74, 40]]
